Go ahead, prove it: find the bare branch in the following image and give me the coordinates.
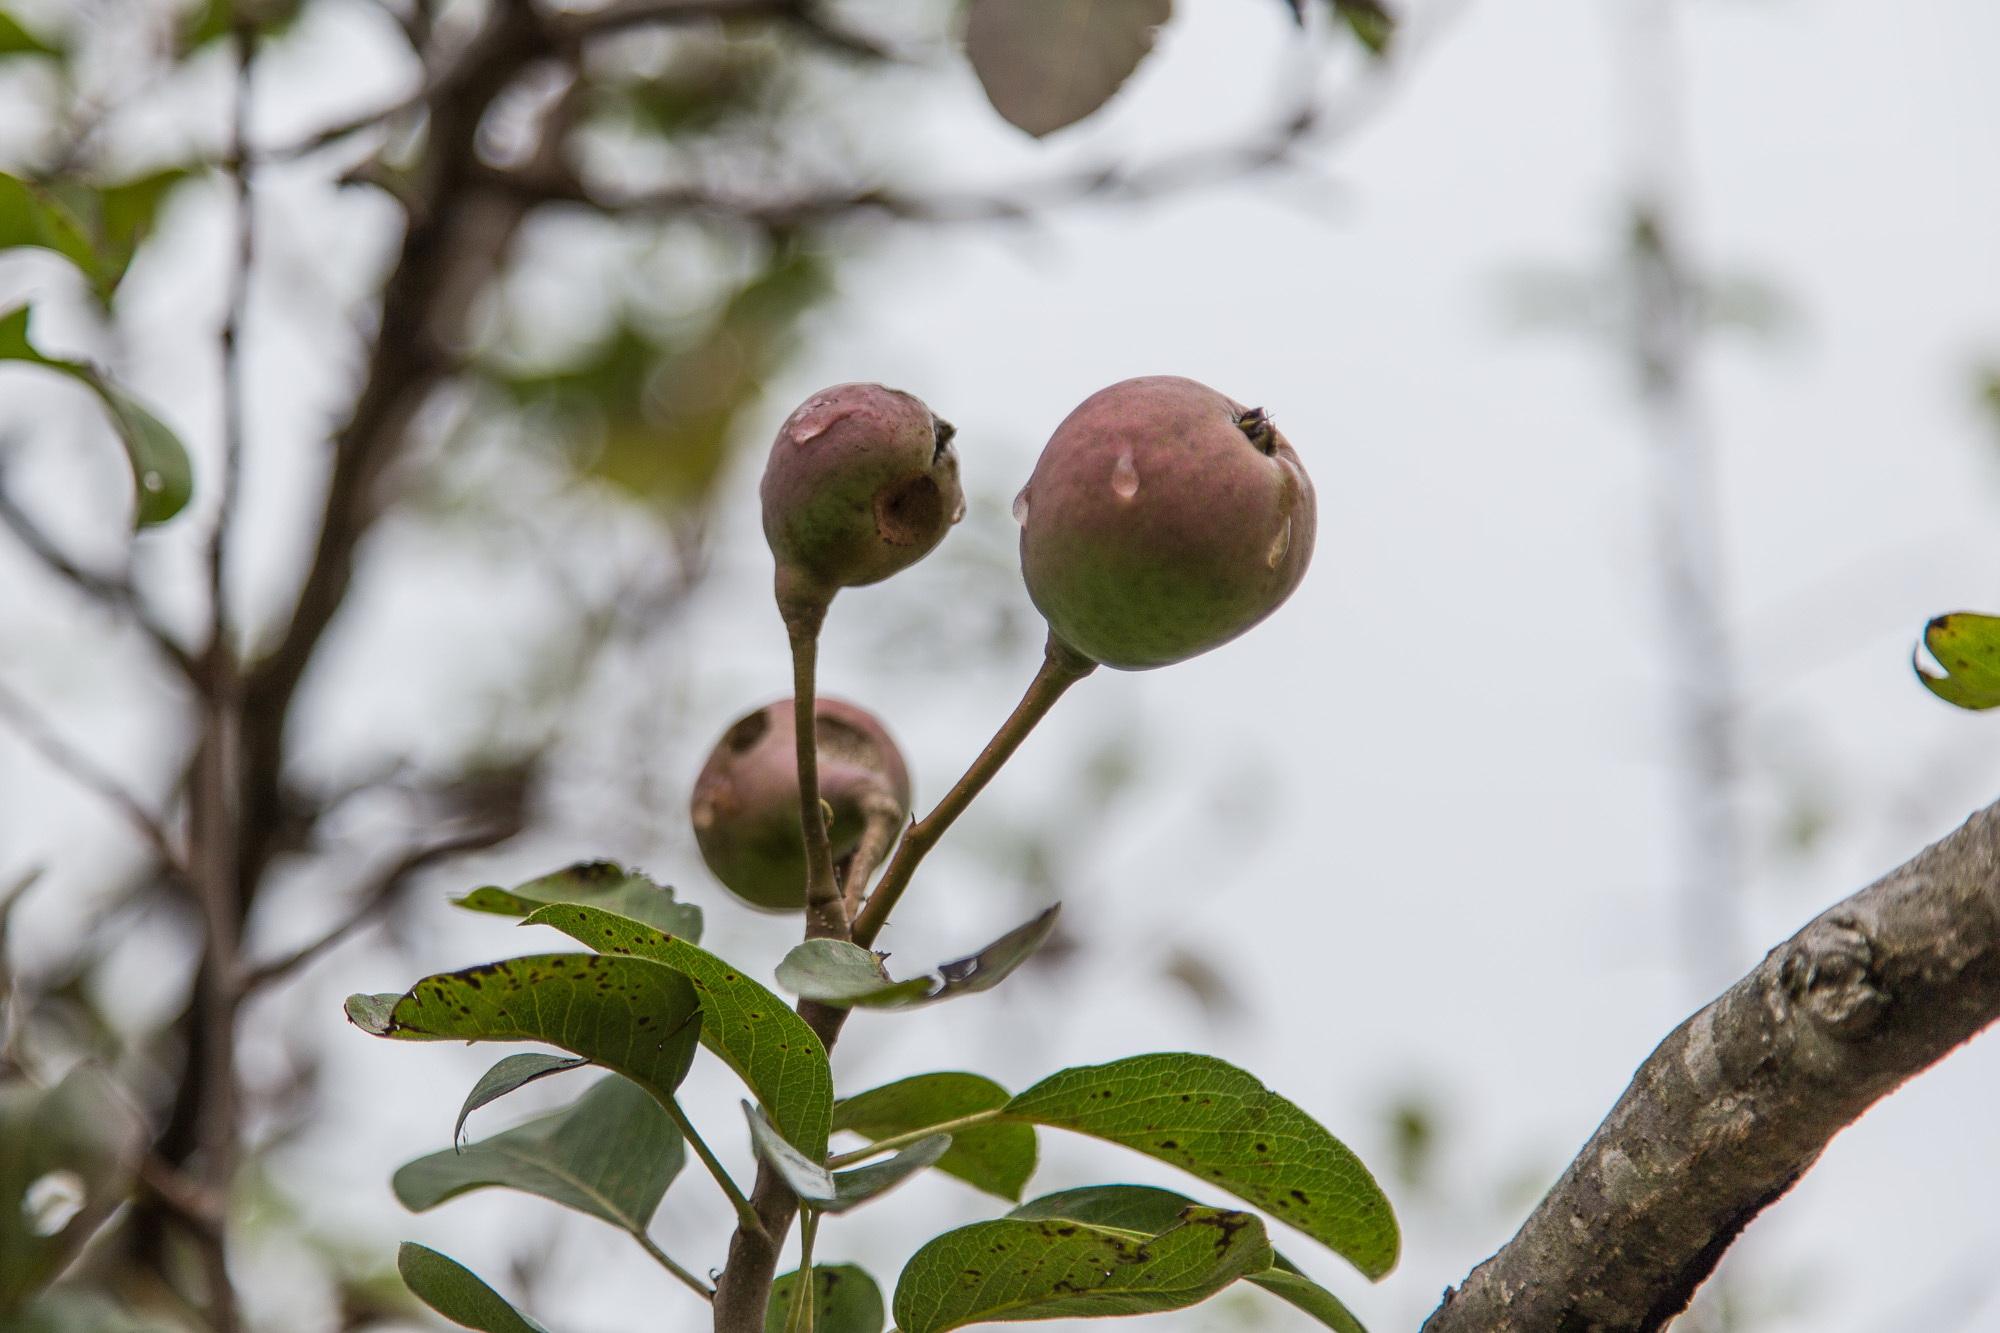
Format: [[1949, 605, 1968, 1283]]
[[237, 821, 519, 996], [0, 486, 198, 680], [485, 101, 1332, 231], [0, 675, 187, 880], [1426, 799, 2000, 1333]]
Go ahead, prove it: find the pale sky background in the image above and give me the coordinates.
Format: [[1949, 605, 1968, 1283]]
[[4, 0, 2000, 1330]]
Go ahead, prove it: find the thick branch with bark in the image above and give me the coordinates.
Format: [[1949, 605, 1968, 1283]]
[[1427, 800, 2000, 1333]]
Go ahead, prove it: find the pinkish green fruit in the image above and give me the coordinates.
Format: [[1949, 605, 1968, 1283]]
[[689, 696, 912, 913], [1016, 375, 1315, 670], [761, 383, 963, 624]]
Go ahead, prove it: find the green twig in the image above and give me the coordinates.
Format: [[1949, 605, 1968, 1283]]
[[783, 1210, 819, 1333], [636, 1232, 716, 1303], [824, 1108, 1003, 1170], [664, 1097, 766, 1240]]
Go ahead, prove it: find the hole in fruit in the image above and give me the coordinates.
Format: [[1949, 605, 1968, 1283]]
[[1266, 517, 1292, 570], [874, 474, 944, 547], [1110, 450, 1139, 499], [1012, 486, 1031, 525], [725, 711, 772, 753], [1236, 407, 1277, 454]]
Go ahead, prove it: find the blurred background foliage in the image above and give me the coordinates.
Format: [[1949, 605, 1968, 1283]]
[[1, 0, 1996, 1330]]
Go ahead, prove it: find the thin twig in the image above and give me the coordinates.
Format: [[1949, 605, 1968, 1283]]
[[664, 1097, 765, 1239], [0, 486, 197, 679], [0, 675, 187, 878], [852, 637, 1094, 949], [236, 825, 517, 996], [636, 1233, 716, 1303]]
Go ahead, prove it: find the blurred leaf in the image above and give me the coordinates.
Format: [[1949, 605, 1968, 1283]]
[[344, 953, 704, 1109], [396, 1075, 684, 1235], [825, 1133, 952, 1214], [743, 1101, 834, 1204], [1011, 1185, 1368, 1332], [893, 1208, 1272, 1332], [766, 1265, 884, 1333], [775, 906, 1060, 1009], [1980, 366, 2000, 427], [834, 1073, 1037, 1202], [1915, 613, 2000, 710], [0, 306, 194, 526], [397, 1243, 551, 1333], [1161, 946, 1244, 1019], [594, 41, 775, 138], [179, 0, 304, 53], [491, 247, 830, 514], [1002, 1054, 1399, 1279], [1331, 0, 1395, 55], [0, 174, 100, 281], [0, 1067, 147, 1311], [456, 861, 704, 940], [0, 12, 60, 59], [522, 902, 832, 1157], [962, 0, 1170, 137], [454, 1053, 588, 1145], [16, 1290, 182, 1332]]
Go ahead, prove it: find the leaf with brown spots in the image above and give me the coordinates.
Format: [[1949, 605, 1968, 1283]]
[[1010, 1185, 1369, 1331], [1000, 1053, 1398, 1280], [1915, 612, 2000, 710], [892, 1207, 1272, 1332], [455, 861, 704, 940], [343, 953, 703, 1112], [522, 903, 833, 1158], [765, 1265, 884, 1333]]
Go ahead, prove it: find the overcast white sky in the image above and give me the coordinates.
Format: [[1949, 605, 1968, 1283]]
[[6, 0, 2000, 1329]]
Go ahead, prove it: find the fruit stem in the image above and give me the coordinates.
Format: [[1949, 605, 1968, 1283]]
[[840, 796, 904, 918], [784, 598, 847, 941], [851, 636, 1095, 949]]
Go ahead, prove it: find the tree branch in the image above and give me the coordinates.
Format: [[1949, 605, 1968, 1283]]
[[1426, 798, 2000, 1332], [0, 675, 187, 880]]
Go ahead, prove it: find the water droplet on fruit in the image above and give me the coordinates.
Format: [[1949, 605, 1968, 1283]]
[[1012, 486, 1031, 525], [24, 1171, 85, 1237], [1266, 517, 1292, 570], [140, 470, 164, 493], [691, 799, 716, 831], [1110, 450, 1139, 499]]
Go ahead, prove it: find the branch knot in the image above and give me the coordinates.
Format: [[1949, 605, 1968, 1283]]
[[1779, 915, 1888, 1041]]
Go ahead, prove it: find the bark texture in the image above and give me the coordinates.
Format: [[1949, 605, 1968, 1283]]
[[1426, 801, 2000, 1332]]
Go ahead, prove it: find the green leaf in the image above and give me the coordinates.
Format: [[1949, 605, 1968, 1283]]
[[766, 1265, 884, 1333], [179, 0, 303, 52], [0, 13, 60, 59], [892, 1208, 1273, 1332], [1010, 1185, 1367, 1332], [88, 167, 194, 293], [397, 1243, 552, 1333], [1916, 613, 2000, 710], [454, 1053, 589, 1145], [834, 1073, 1037, 1202], [16, 1290, 182, 1333], [775, 906, 1059, 1009], [396, 1074, 684, 1235], [344, 953, 704, 1111], [961, 0, 1172, 138], [522, 902, 832, 1158], [0, 174, 97, 276], [0, 306, 194, 527], [1001, 1054, 1398, 1280], [825, 1133, 952, 1214], [1333, 0, 1395, 55], [0, 1068, 147, 1311], [456, 861, 704, 940], [743, 1102, 834, 1204]]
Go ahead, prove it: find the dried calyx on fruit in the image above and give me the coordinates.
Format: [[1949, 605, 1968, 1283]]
[[689, 696, 912, 913], [761, 382, 964, 630], [1016, 375, 1316, 670]]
